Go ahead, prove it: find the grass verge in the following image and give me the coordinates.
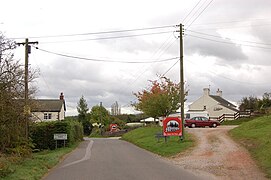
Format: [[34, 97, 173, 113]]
[[229, 115, 271, 178], [122, 126, 195, 157], [2, 142, 79, 180], [222, 117, 256, 125]]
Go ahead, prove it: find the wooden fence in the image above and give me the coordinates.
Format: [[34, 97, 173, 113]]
[[210, 111, 252, 123]]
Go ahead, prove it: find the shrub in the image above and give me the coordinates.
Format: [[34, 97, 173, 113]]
[[30, 120, 83, 150]]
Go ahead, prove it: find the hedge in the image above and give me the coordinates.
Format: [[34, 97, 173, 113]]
[[30, 120, 83, 150]]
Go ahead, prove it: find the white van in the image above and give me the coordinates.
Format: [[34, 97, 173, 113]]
[[185, 111, 209, 119]]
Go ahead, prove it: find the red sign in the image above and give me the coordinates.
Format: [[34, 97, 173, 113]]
[[110, 124, 118, 132], [163, 117, 182, 136]]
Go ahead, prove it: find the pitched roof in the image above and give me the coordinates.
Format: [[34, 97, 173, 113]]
[[209, 95, 238, 111], [31, 99, 66, 112]]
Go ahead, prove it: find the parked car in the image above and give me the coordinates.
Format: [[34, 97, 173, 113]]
[[185, 116, 220, 128]]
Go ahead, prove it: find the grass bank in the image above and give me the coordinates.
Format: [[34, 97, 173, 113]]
[[2, 142, 79, 180], [229, 115, 271, 178], [122, 126, 195, 157], [222, 117, 256, 125]]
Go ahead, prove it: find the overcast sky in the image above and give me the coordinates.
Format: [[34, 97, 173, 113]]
[[1, 0, 271, 116]]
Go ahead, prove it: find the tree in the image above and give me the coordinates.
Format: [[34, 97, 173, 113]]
[[258, 92, 271, 112], [77, 96, 91, 135], [239, 96, 259, 111], [133, 76, 181, 118], [89, 105, 110, 125], [0, 33, 37, 155], [77, 95, 89, 120]]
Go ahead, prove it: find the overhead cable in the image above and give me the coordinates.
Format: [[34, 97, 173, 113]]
[[39, 31, 174, 44], [10, 25, 175, 40], [185, 34, 271, 50], [34, 47, 179, 64]]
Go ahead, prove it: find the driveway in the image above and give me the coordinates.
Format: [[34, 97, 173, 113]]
[[170, 126, 268, 180]]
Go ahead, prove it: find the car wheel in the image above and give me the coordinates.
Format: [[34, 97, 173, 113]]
[[191, 124, 196, 128], [212, 123, 217, 128]]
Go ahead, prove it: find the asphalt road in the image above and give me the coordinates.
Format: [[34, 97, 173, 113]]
[[43, 138, 204, 180]]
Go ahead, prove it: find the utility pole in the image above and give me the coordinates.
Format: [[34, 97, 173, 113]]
[[100, 102, 103, 135], [179, 24, 185, 140], [16, 38, 38, 139]]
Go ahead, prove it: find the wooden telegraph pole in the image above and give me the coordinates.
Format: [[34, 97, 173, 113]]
[[16, 38, 38, 138], [179, 24, 185, 140]]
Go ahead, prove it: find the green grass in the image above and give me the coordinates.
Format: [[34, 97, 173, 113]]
[[229, 115, 271, 178], [2, 143, 79, 180], [122, 126, 195, 157], [222, 117, 256, 125]]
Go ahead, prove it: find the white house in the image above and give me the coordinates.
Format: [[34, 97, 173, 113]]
[[31, 93, 66, 122], [189, 88, 238, 118]]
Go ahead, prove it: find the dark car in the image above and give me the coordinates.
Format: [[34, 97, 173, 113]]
[[185, 116, 220, 128]]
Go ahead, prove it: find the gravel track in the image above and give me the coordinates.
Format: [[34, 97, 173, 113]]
[[169, 126, 268, 180]]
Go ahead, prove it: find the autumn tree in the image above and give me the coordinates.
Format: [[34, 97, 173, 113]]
[[133, 77, 181, 118]]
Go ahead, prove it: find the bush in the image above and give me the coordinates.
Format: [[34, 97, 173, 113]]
[[30, 120, 83, 150]]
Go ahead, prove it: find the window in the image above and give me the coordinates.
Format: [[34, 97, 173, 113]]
[[203, 106, 206, 110], [44, 113, 52, 120]]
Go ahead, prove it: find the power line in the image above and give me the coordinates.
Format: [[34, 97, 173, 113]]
[[38, 31, 174, 44], [186, 0, 214, 29], [188, 23, 271, 31], [34, 47, 179, 63], [182, 0, 203, 24], [185, 34, 271, 50], [191, 18, 271, 26], [10, 25, 175, 40], [186, 29, 271, 46], [162, 59, 180, 77]]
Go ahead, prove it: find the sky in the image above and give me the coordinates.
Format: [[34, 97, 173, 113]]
[[1, 0, 271, 116]]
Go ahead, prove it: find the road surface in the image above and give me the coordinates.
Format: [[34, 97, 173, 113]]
[[43, 138, 204, 180]]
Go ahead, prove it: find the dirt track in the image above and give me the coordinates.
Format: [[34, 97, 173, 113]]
[[170, 126, 268, 180]]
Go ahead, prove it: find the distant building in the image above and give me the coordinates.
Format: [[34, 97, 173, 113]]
[[189, 88, 238, 118], [30, 92, 66, 122], [111, 101, 121, 115]]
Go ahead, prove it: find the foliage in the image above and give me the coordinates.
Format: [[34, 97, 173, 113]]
[[239, 96, 260, 111], [0, 33, 37, 155], [30, 120, 83, 150], [1, 142, 79, 179], [114, 113, 148, 123], [133, 76, 181, 118], [239, 93, 271, 113], [77, 95, 89, 120], [229, 116, 271, 178], [89, 105, 110, 125], [122, 126, 195, 157], [76, 96, 91, 135]]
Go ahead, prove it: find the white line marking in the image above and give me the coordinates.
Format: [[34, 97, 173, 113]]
[[61, 140, 94, 168]]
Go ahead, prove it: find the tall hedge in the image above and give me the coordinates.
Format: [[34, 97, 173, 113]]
[[30, 120, 83, 150]]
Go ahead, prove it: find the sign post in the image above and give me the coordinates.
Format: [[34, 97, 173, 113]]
[[163, 117, 183, 141], [54, 133, 68, 148]]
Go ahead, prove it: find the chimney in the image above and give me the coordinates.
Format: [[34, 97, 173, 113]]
[[60, 92, 64, 100], [203, 88, 210, 96], [216, 89, 222, 97]]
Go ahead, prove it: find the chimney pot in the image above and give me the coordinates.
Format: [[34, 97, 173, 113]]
[[203, 88, 210, 96], [216, 89, 222, 97], [60, 92, 64, 100]]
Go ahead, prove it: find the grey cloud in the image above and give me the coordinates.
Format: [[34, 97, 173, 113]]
[[184, 32, 248, 61]]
